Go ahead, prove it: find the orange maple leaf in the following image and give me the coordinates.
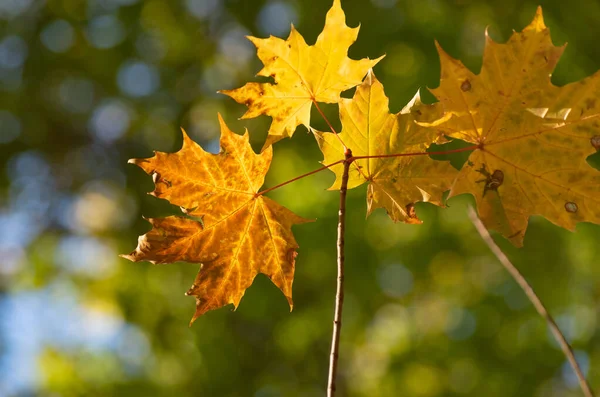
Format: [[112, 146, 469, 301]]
[[122, 115, 311, 324], [220, 0, 383, 150], [430, 7, 600, 245]]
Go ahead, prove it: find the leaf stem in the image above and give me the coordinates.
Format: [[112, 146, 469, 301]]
[[313, 100, 347, 149], [256, 160, 344, 196], [467, 207, 595, 397], [327, 148, 352, 397], [256, 145, 479, 196], [352, 144, 479, 160]]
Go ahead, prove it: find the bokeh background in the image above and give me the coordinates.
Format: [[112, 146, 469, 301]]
[[2, 0, 600, 396]]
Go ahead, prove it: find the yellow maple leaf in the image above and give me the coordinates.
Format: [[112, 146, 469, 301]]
[[122, 114, 311, 324], [220, 0, 383, 150], [315, 71, 458, 223], [430, 7, 600, 246]]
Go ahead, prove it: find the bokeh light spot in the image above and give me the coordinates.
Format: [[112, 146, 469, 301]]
[[446, 307, 477, 340], [0, 0, 33, 19], [0, 35, 28, 69], [86, 15, 126, 49], [55, 236, 116, 278], [69, 180, 137, 233], [256, 2, 297, 37], [41, 20, 75, 53], [90, 99, 132, 142], [117, 61, 160, 97], [218, 27, 254, 65], [185, 0, 220, 20], [378, 263, 413, 298]]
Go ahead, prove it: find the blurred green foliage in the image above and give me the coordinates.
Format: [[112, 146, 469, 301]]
[[1, 0, 600, 396]]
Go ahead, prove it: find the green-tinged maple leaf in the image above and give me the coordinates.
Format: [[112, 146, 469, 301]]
[[429, 7, 600, 245], [220, 0, 383, 150], [315, 71, 458, 223], [122, 114, 311, 324]]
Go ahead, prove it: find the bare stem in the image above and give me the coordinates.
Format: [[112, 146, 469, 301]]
[[467, 208, 594, 397], [327, 148, 352, 397]]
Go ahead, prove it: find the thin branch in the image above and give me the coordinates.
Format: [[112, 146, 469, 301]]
[[467, 207, 594, 397], [327, 149, 352, 397]]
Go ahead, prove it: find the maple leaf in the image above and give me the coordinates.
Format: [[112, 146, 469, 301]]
[[220, 0, 383, 150], [430, 7, 600, 246], [122, 114, 311, 324], [315, 71, 458, 223]]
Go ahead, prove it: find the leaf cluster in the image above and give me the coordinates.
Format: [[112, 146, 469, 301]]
[[124, 0, 600, 321]]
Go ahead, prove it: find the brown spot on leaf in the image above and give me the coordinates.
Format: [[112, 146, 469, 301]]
[[585, 98, 596, 110], [565, 202, 578, 213], [591, 135, 600, 151], [286, 248, 298, 265], [460, 79, 471, 92]]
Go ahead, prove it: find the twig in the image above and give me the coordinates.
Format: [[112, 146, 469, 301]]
[[467, 207, 594, 397], [327, 148, 352, 397]]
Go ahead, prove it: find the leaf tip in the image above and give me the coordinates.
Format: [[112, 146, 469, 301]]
[[433, 39, 447, 56], [127, 157, 147, 166], [371, 53, 386, 66], [365, 68, 374, 84], [180, 126, 193, 144], [401, 90, 422, 114], [527, 5, 546, 31], [246, 35, 259, 46], [261, 133, 283, 152], [484, 26, 495, 43]]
